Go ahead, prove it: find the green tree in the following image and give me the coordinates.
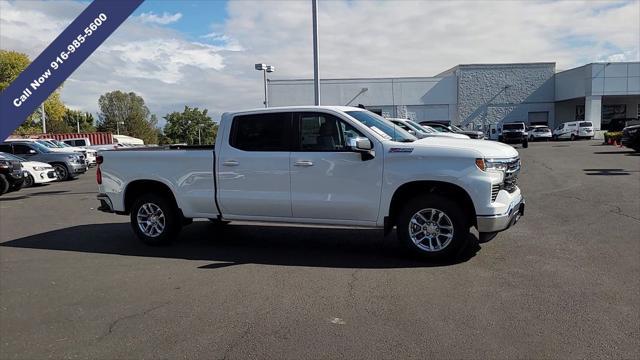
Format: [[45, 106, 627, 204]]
[[97, 90, 158, 144], [63, 109, 96, 133], [1, 50, 69, 134], [163, 106, 218, 145]]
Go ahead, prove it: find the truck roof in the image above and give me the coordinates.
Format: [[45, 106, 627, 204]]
[[223, 105, 367, 117]]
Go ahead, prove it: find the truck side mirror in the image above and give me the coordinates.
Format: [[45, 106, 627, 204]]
[[347, 137, 375, 161]]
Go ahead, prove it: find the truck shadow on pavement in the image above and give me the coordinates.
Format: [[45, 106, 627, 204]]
[[1, 222, 481, 269]]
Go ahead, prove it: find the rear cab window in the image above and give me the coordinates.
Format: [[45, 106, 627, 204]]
[[579, 122, 592, 127], [230, 112, 291, 151]]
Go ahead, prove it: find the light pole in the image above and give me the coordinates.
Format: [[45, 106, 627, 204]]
[[198, 124, 205, 145], [312, 0, 320, 105], [255, 63, 275, 107], [41, 103, 47, 133], [76, 118, 80, 134], [116, 121, 124, 135]]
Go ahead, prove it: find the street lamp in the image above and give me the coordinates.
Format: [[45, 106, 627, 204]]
[[198, 124, 205, 145], [255, 63, 275, 108], [116, 121, 124, 135]]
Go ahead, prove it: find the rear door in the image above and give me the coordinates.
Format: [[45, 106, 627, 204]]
[[289, 111, 383, 222], [217, 112, 293, 217]]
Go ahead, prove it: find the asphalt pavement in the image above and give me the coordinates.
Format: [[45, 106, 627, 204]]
[[0, 140, 638, 359]]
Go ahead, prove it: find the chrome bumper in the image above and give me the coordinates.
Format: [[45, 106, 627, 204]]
[[476, 197, 525, 233]]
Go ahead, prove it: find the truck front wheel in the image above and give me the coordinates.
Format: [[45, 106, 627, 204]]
[[396, 194, 469, 260], [130, 193, 182, 245]]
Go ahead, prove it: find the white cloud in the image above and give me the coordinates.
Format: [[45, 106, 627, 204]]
[[1, 0, 638, 127], [137, 11, 182, 25], [105, 39, 226, 83]]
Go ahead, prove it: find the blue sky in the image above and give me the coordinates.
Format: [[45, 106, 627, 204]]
[[133, 0, 229, 41]]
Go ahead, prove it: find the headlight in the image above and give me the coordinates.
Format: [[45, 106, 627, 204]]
[[476, 158, 518, 172], [33, 166, 47, 171], [628, 128, 638, 135]]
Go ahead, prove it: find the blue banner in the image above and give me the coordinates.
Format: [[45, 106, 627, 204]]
[[0, 0, 144, 140]]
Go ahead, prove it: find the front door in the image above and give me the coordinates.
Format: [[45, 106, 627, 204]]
[[217, 112, 292, 218], [290, 112, 383, 222]]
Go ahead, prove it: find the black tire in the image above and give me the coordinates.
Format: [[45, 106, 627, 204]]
[[23, 174, 34, 188], [130, 193, 182, 245], [552, 135, 558, 141], [52, 163, 70, 181], [522, 138, 529, 148], [570, 134, 576, 141], [498, 135, 503, 143], [0, 175, 9, 195], [396, 194, 470, 260]]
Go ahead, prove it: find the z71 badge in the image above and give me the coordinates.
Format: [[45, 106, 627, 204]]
[[389, 147, 414, 153]]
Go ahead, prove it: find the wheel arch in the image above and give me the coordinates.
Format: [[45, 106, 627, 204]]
[[385, 180, 476, 235], [123, 179, 181, 216]]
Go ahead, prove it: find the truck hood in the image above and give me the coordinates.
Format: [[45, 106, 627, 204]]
[[414, 137, 519, 158]]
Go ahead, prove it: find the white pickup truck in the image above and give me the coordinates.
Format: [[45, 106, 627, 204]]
[[97, 106, 524, 259]]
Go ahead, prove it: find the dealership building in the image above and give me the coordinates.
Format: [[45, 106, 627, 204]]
[[268, 62, 640, 132]]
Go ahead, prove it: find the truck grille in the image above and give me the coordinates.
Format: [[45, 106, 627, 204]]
[[491, 157, 520, 202]]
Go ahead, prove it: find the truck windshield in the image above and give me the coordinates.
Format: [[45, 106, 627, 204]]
[[345, 111, 416, 142], [503, 124, 524, 130]]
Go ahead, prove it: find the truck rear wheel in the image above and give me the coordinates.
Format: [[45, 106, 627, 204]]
[[522, 138, 529, 148], [396, 194, 469, 260], [130, 193, 182, 245]]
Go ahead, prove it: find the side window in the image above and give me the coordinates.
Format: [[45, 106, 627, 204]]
[[0, 144, 12, 153], [298, 113, 364, 151], [13, 144, 33, 155], [230, 112, 291, 151]]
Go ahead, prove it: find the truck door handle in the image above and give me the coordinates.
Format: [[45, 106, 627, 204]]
[[223, 160, 239, 166], [294, 160, 313, 167]]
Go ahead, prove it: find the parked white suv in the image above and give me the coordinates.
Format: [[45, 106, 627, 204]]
[[96, 106, 524, 260], [553, 121, 594, 140]]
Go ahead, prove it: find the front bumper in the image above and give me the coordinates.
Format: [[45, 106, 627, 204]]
[[32, 169, 58, 184], [476, 197, 525, 233], [69, 162, 87, 175]]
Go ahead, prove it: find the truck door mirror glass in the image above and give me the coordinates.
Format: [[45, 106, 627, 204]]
[[347, 137, 375, 160], [348, 137, 372, 151]]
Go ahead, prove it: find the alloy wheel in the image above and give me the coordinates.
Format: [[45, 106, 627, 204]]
[[408, 208, 454, 252], [136, 203, 166, 237]]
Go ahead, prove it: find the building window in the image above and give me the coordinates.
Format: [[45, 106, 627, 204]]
[[576, 105, 585, 121]]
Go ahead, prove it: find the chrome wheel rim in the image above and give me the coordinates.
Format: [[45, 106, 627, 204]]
[[136, 203, 165, 237], [408, 208, 454, 252]]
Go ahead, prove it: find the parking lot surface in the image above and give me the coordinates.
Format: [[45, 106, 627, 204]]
[[1, 140, 638, 359]]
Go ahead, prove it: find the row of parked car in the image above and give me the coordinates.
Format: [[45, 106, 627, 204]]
[[0, 138, 98, 196]]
